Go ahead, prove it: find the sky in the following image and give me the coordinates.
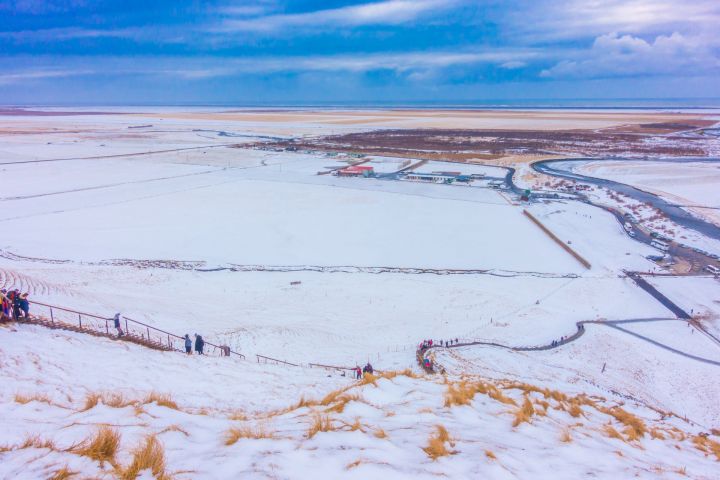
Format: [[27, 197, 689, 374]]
[[0, 0, 719, 105]]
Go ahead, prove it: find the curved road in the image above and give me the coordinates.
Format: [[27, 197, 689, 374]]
[[533, 158, 720, 241]]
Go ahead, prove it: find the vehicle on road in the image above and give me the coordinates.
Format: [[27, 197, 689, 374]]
[[705, 265, 720, 275]]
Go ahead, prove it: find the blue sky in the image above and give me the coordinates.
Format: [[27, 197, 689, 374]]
[[1, 0, 718, 105]]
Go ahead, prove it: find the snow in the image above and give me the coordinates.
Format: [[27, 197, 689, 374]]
[[1, 111, 719, 479], [2, 324, 719, 480]]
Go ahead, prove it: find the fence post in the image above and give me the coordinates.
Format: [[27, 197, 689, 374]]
[[105, 319, 109, 334], [50, 307, 54, 325], [78, 313, 82, 329], [125, 318, 128, 335], [167, 334, 171, 348], [147, 327, 150, 341]]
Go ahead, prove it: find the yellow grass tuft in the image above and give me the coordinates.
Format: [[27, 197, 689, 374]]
[[325, 393, 362, 414], [307, 415, 334, 438], [346, 459, 363, 469], [73, 426, 121, 466], [225, 426, 275, 445], [604, 424, 624, 441], [650, 428, 666, 440], [422, 425, 455, 460], [601, 407, 646, 441], [82, 393, 101, 411], [374, 428, 387, 439], [676, 466, 687, 476], [49, 467, 78, 480], [444, 381, 477, 407], [118, 435, 169, 480], [19, 435, 56, 451], [560, 429, 572, 443], [229, 410, 247, 421], [512, 396, 535, 427], [692, 435, 720, 460], [485, 449, 497, 460], [14, 393, 54, 405], [144, 392, 179, 410]]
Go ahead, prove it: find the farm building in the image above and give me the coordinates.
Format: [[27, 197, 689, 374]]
[[335, 165, 375, 177]]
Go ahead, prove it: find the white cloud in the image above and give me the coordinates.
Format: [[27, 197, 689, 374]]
[[217, 0, 454, 32], [541, 32, 720, 78], [511, 0, 720, 42]]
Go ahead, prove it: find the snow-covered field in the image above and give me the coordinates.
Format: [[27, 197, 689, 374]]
[[1, 111, 719, 479]]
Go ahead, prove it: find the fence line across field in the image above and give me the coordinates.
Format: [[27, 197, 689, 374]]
[[28, 300, 245, 359]]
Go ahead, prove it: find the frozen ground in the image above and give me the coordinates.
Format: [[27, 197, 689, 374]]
[[577, 160, 720, 226], [1, 110, 719, 479]]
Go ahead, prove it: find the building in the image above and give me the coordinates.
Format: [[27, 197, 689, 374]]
[[404, 172, 457, 183], [335, 165, 375, 177]]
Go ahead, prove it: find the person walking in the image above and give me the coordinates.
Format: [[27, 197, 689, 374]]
[[113, 313, 124, 337], [184, 334, 192, 354], [194, 334, 205, 355], [19, 293, 29, 318], [11, 288, 20, 320]]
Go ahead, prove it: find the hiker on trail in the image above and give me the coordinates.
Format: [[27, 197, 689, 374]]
[[11, 290, 21, 320], [184, 334, 192, 354], [424, 358, 432, 370], [454, 338, 458, 345], [113, 313, 124, 337], [363, 362, 374, 375], [19, 293, 29, 318], [428, 339, 433, 347], [0, 289, 9, 319], [354, 366, 362, 379], [195, 334, 205, 355]]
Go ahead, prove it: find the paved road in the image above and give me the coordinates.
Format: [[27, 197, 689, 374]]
[[533, 158, 720, 241], [625, 271, 691, 319], [420, 317, 720, 369]]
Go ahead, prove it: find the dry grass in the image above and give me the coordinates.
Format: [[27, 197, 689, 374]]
[[374, 428, 387, 439], [144, 392, 179, 410], [512, 396, 536, 427], [422, 425, 455, 460], [225, 425, 276, 445], [444, 380, 516, 408], [49, 467, 78, 480], [0, 435, 56, 453], [159, 425, 189, 437], [604, 424, 624, 441], [307, 415, 334, 438], [118, 435, 170, 480], [325, 393, 363, 414], [81, 392, 134, 411], [14, 393, 54, 405], [346, 459, 363, 470], [600, 407, 646, 441], [560, 429, 572, 443], [485, 449, 497, 460], [676, 466, 687, 476], [650, 428, 666, 440], [73, 426, 121, 466], [229, 410, 248, 421], [692, 435, 720, 460]]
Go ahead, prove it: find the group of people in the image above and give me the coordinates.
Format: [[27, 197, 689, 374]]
[[0, 289, 30, 322], [352, 363, 374, 379], [184, 333, 205, 355], [550, 324, 584, 347], [419, 338, 460, 350]]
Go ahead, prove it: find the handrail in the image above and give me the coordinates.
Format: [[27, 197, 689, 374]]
[[308, 362, 354, 371], [256, 354, 299, 367], [27, 300, 245, 359], [30, 300, 110, 321]]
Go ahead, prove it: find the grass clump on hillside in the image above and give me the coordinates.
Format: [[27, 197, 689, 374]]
[[512, 396, 536, 427], [118, 435, 170, 480], [225, 426, 276, 445], [422, 425, 456, 460], [307, 415, 334, 438], [73, 426, 121, 466]]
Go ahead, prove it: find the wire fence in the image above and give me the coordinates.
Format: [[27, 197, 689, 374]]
[[28, 300, 245, 359]]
